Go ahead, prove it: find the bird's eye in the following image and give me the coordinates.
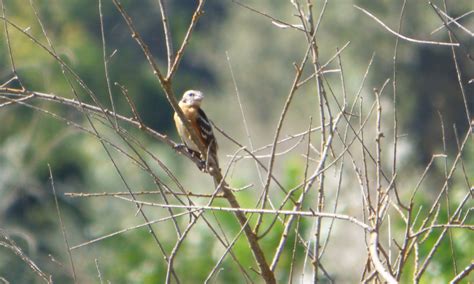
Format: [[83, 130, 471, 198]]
[[189, 93, 194, 97]]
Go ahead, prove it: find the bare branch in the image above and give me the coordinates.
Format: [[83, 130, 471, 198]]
[[354, 5, 459, 46], [369, 232, 397, 284], [48, 165, 77, 282], [113, 193, 372, 231], [450, 262, 474, 284], [157, 0, 174, 74], [0, 230, 52, 283]]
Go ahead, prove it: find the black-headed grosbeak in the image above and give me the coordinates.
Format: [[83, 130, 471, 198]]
[[174, 90, 219, 171]]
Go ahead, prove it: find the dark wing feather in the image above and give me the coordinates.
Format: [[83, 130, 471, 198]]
[[197, 108, 219, 168], [197, 108, 215, 145]]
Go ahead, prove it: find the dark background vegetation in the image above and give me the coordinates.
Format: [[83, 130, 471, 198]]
[[0, 0, 472, 282]]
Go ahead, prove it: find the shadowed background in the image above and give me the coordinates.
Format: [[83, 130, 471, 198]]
[[0, 0, 472, 283]]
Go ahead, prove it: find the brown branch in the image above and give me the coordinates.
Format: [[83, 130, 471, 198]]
[[70, 211, 195, 251], [0, 88, 203, 167], [450, 262, 474, 284], [111, 0, 209, 167], [48, 165, 77, 282], [65, 191, 226, 199], [354, 5, 459, 46], [167, 0, 206, 79], [157, 0, 174, 74], [111, 2, 275, 281], [369, 232, 398, 284], [0, 230, 52, 283], [113, 196, 372, 231]]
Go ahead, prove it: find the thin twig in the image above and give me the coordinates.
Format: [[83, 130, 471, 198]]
[[29, 2, 179, 277], [0, 230, 52, 283], [114, 195, 372, 231], [95, 259, 104, 284], [65, 191, 225, 198], [168, 0, 206, 79], [0, 0, 24, 89], [450, 262, 474, 284], [48, 165, 77, 282], [255, 37, 311, 234], [157, 0, 174, 74], [415, 189, 472, 281], [270, 117, 313, 271], [71, 210, 196, 251], [430, 2, 473, 37], [99, 0, 118, 128], [354, 5, 459, 46], [232, 0, 305, 32], [431, 10, 474, 35], [369, 232, 397, 284], [225, 51, 265, 187]]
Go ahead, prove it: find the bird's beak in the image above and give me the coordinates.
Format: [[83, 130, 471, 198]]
[[194, 92, 204, 102]]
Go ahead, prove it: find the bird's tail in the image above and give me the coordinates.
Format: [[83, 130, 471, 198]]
[[206, 140, 219, 173]]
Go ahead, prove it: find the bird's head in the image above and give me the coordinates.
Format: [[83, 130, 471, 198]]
[[180, 90, 204, 107]]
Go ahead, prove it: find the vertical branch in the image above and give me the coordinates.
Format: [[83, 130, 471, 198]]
[[205, 187, 254, 283], [254, 48, 310, 234], [313, 75, 327, 282], [226, 51, 265, 186], [270, 117, 313, 271], [165, 148, 245, 283], [0, 0, 24, 89], [3, 1, 472, 283], [417, 130, 470, 235], [438, 112, 458, 275], [390, 0, 405, 176], [0, 231, 52, 283], [214, 170, 277, 283], [439, 0, 472, 129], [95, 259, 104, 284], [369, 232, 397, 284], [273, 2, 333, 280], [167, 0, 206, 79], [112, 2, 276, 282], [312, 63, 327, 279], [49, 165, 77, 282], [112, 0, 209, 167], [28, 1, 179, 279], [374, 86, 383, 228], [359, 93, 373, 222], [287, 215, 302, 283], [415, 188, 472, 281], [369, 79, 392, 281], [157, 0, 174, 74], [373, 79, 390, 221], [318, 46, 348, 258], [98, 0, 118, 128], [391, 0, 406, 208]]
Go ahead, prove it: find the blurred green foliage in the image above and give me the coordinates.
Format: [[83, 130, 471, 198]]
[[0, 0, 472, 282]]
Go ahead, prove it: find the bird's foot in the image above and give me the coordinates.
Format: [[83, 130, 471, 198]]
[[197, 159, 207, 172], [175, 144, 200, 158], [174, 143, 187, 151]]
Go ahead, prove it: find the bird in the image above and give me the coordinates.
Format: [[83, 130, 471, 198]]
[[174, 90, 219, 172]]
